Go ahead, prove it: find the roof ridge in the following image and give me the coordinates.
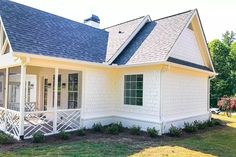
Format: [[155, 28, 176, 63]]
[[104, 16, 145, 30], [153, 9, 194, 21], [7, 0, 105, 32]]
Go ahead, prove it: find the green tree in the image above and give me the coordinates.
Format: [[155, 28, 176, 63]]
[[222, 31, 235, 47], [229, 42, 236, 94], [209, 39, 231, 106]]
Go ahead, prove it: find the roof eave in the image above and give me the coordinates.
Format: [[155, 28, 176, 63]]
[[12, 51, 112, 68]]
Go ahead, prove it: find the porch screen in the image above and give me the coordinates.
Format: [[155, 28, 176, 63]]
[[68, 73, 78, 109], [124, 74, 143, 106]]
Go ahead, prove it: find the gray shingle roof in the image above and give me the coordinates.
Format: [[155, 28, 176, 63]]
[[105, 16, 145, 62], [113, 10, 194, 65], [1, 1, 209, 72], [0, 0, 108, 63]]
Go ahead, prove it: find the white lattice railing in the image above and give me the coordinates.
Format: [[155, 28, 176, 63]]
[[25, 102, 36, 112], [57, 109, 81, 132], [24, 110, 54, 139], [5, 109, 20, 139], [0, 107, 5, 131]]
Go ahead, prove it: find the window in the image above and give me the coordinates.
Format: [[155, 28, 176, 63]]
[[43, 79, 48, 111], [68, 73, 78, 109], [124, 74, 143, 106], [53, 75, 61, 107]]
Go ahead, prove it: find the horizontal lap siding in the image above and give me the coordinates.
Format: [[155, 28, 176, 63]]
[[161, 70, 208, 121]]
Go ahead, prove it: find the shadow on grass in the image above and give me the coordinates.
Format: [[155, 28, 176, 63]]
[[130, 115, 236, 157]]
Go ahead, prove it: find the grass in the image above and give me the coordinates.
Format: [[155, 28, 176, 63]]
[[1, 141, 130, 157], [1, 115, 236, 157]]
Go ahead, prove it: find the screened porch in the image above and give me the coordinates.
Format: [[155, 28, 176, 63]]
[[0, 65, 82, 139]]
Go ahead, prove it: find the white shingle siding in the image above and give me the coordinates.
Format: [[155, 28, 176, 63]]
[[82, 68, 161, 130], [170, 28, 204, 65], [115, 70, 160, 123], [161, 69, 208, 121], [83, 69, 117, 119]]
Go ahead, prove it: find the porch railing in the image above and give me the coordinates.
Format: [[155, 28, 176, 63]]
[[0, 106, 81, 139], [24, 110, 54, 139], [23, 108, 81, 139]]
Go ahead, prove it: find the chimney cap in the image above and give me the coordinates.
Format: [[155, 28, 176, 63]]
[[84, 14, 100, 24]]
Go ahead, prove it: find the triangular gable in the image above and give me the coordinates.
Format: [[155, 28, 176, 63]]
[[170, 27, 205, 66], [0, 17, 12, 55], [106, 15, 151, 64], [166, 9, 215, 72]]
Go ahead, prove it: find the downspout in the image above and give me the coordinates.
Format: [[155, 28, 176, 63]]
[[159, 69, 162, 134], [208, 75, 215, 119]]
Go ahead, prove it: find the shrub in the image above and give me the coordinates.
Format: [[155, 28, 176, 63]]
[[77, 128, 86, 136], [130, 125, 141, 135], [169, 125, 182, 137], [212, 119, 222, 126], [59, 130, 70, 140], [116, 122, 124, 132], [0, 132, 15, 144], [32, 132, 45, 143], [106, 124, 120, 135], [183, 122, 198, 133], [92, 122, 103, 132], [194, 121, 207, 130], [147, 127, 159, 138], [206, 120, 214, 127]]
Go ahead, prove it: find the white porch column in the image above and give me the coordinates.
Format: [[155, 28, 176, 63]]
[[3, 68, 8, 132], [19, 65, 26, 138], [53, 68, 58, 133]]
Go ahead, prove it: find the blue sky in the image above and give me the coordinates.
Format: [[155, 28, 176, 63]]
[[13, 0, 236, 42]]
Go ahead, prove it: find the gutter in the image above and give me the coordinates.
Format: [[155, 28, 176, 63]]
[[13, 52, 217, 76]]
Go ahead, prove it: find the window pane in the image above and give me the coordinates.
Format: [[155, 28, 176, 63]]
[[131, 90, 135, 97], [126, 75, 131, 81], [124, 75, 129, 82], [136, 90, 143, 97], [131, 97, 135, 105], [125, 82, 131, 89], [131, 82, 136, 89], [137, 82, 142, 89], [137, 75, 143, 81], [131, 75, 136, 81], [124, 97, 129, 104], [136, 98, 143, 106], [125, 90, 130, 97]]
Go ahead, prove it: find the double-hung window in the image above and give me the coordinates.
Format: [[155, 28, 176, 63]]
[[124, 74, 143, 106]]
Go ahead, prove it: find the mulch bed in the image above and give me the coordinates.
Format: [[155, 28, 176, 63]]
[[0, 124, 225, 152]]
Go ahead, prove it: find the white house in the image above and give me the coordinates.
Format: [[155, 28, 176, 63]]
[[0, 0, 216, 140]]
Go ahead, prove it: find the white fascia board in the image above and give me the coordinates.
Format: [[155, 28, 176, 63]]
[[13, 52, 217, 76], [12, 52, 113, 68], [107, 15, 151, 65], [0, 16, 13, 54], [194, 10, 215, 73], [117, 61, 216, 76]]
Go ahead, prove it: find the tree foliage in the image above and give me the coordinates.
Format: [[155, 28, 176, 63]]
[[209, 31, 236, 106], [222, 31, 235, 47]]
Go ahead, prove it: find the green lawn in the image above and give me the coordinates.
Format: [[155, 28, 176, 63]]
[[1, 115, 236, 157]]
